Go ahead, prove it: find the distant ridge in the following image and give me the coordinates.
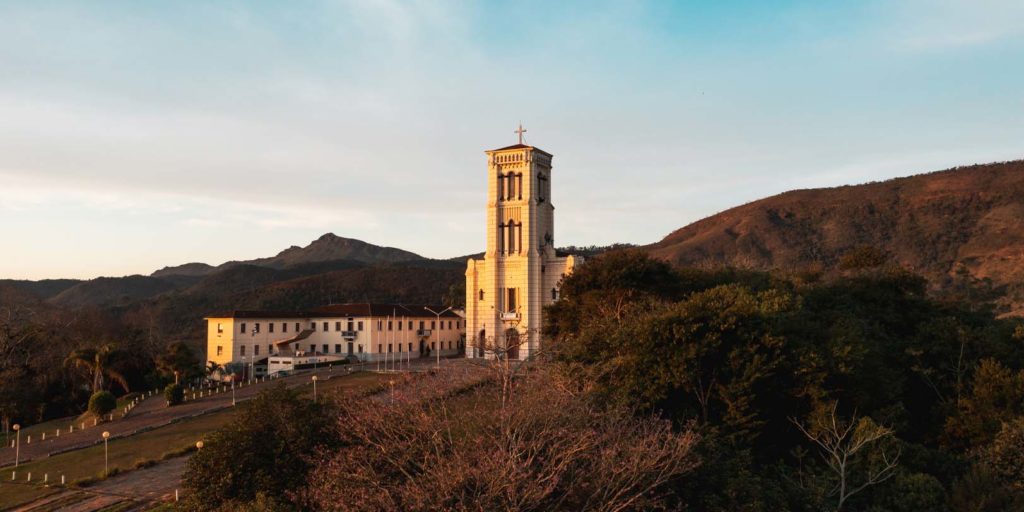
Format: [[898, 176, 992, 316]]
[[645, 160, 1024, 314], [27, 234, 427, 309], [154, 233, 424, 278]]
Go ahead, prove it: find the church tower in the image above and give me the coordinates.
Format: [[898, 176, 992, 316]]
[[465, 126, 579, 359]]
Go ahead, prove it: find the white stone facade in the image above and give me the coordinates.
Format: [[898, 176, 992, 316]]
[[465, 142, 578, 359]]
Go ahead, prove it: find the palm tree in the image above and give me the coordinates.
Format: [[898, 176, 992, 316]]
[[64, 345, 129, 394], [205, 361, 223, 381]]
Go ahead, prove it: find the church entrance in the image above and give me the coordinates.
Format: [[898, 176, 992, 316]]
[[504, 328, 520, 360]]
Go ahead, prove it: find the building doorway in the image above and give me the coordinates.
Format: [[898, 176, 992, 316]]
[[504, 328, 520, 360]]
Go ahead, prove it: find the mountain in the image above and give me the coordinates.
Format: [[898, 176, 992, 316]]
[[151, 262, 215, 278], [645, 160, 1024, 314], [153, 233, 423, 278], [49, 275, 180, 308], [0, 279, 82, 300], [8, 235, 428, 309]]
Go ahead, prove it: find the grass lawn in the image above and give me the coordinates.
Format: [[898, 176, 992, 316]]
[[0, 371, 390, 509], [0, 482, 62, 510], [301, 370, 389, 398], [2, 393, 158, 448], [2, 408, 235, 494]]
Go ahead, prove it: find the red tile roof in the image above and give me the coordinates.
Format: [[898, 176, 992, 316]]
[[205, 303, 460, 320]]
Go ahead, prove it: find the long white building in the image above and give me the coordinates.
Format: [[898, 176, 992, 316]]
[[205, 303, 465, 373]]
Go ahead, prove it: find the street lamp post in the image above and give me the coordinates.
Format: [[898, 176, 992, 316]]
[[425, 306, 452, 369], [231, 381, 236, 406], [101, 431, 110, 476], [12, 424, 20, 468], [312, 375, 318, 401], [250, 328, 257, 384]]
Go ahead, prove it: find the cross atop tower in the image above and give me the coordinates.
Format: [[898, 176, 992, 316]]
[[514, 123, 527, 145]]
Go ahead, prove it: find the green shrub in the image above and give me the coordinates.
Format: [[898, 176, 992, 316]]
[[88, 391, 117, 416], [164, 383, 184, 406], [133, 458, 158, 469]]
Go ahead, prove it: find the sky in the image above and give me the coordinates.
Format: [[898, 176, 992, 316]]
[[1, 0, 1022, 280]]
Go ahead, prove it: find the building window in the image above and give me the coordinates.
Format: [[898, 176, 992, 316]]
[[311, 322, 317, 331], [419, 320, 425, 330], [254, 323, 261, 333], [347, 320, 354, 331], [283, 323, 288, 333], [398, 321, 402, 331], [335, 321, 341, 331], [388, 343, 393, 353], [377, 344, 382, 353], [268, 344, 273, 354], [269, 323, 275, 333], [408, 321, 413, 330], [216, 323, 223, 334], [377, 320, 383, 330], [408, 342, 412, 352], [254, 345, 260, 356], [216, 346, 223, 356], [310, 344, 316, 353], [358, 344, 363, 354], [516, 173, 523, 200], [335, 344, 342, 354], [431, 341, 436, 350], [388, 320, 393, 330], [240, 323, 246, 333], [431, 320, 436, 329], [295, 322, 300, 332], [358, 321, 363, 331], [448, 320, 453, 330], [323, 344, 328, 354], [552, 288, 558, 300], [507, 288, 518, 311], [479, 289, 485, 301], [323, 322, 328, 332], [240, 345, 246, 356]]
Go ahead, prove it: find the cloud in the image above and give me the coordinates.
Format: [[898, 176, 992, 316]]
[[885, 0, 1024, 51]]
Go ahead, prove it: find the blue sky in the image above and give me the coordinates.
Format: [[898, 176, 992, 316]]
[[1, 0, 1022, 280]]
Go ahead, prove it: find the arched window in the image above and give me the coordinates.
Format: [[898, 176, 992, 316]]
[[497, 222, 506, 254], [507, 222, 517, 254], [516, 173, 523, 200]]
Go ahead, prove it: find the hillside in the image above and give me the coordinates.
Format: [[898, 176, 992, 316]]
[[154, 233, 423, 278], [646, 160, 1024, 313], [49, 275, 179, 308]]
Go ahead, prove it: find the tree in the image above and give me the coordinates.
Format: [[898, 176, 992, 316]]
[[792, 402, 900, 511], [64, 344, 130, 393], [164, 383, 184, 406], [301, 366, 700, 511], [88, 391, 117, 417], [944, 359, 1024, 448], [181, 384, 337, 511], [155, 342, 201, 384], [985, 417, 1024, 492], [554, 283, 793, 444]]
